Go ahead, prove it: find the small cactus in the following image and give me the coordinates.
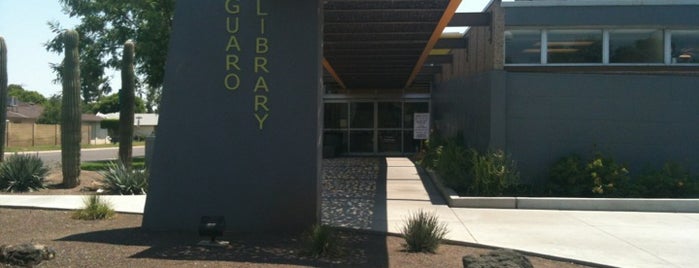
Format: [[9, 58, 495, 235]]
[[119, 40, 135, 168], [0, 36, 8, 161], [61, 30, 81, 188]]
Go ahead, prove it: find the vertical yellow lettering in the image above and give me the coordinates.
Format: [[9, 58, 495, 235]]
[[260, 18, 266, 35], [224, 73, 240, 90], [256, 38, 269, 54], [253, 76, 269, 92], [225, 0, 240, 14], [226, 17, 239, 33], [256, 0, 268, 16], [254, 57, 269, 73], [226, 35, 241, 52], [255, 113, 269, 130], [254, 95, 270, 112], [226, 54, 240, 71]]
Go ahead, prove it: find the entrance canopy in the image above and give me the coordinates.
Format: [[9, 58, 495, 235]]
[[323, 0, 463, 91]]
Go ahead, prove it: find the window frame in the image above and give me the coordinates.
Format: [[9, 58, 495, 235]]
[[503, 27, 699, 66]]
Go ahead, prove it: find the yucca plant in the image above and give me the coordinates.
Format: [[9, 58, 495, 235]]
[[72, 195, 115, 220], [99, 161, 148, 195], [401, 210, 449, 253], [0, 154, 48, 192], [304, 224, 339, 258]]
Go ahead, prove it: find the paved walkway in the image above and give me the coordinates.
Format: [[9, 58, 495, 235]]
[[1, 157, 698, 268]]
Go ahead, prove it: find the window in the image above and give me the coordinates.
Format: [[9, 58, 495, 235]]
[[323, 103, 348, 129], [671, 30, 699, 64], [505, 29, 541, 64], [609, 29, 664, 63], [547, 30, 602, 63]]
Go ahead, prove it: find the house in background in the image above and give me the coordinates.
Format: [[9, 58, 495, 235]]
[[4, 100, 109, 145], [98, 112, 159, 139]]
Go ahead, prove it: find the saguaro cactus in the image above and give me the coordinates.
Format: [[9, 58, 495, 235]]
[[61, 30, 82, 188], [119, 40, 136, 168], [0, 37, 8, 161]]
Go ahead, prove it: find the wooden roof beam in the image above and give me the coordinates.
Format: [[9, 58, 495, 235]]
[[404, 0, 462, 88], [322, 58, 347, 89]]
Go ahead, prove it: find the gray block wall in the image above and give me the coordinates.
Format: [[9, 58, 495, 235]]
[[434, 71, 699, 184], [507, 72, 699, 183]]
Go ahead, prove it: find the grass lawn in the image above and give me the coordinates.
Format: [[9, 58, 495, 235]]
[[5, 141, 145, 153], [81, 157, 146, 171]]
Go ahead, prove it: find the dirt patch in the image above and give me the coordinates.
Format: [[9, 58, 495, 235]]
[[0, 208, 594, 268]]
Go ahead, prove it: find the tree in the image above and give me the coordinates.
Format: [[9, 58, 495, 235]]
[[8, 84, 47, 104], [90, 93, 146, 114], [45, 0, 175, 111], [36, 95, 62, 124], [61, 30, 82, 188], [0, 36, 8, 161]]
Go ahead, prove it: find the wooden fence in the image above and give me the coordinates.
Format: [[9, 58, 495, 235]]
[[5, 122, 92, 147]]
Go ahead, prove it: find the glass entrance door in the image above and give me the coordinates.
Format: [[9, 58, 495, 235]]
[[323, 100, 429, 156]]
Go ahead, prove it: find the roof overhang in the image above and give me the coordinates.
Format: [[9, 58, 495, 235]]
[[323, 0, 462, 91]]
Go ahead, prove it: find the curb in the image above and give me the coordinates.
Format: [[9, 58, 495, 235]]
[[422, 168, 699, 213]]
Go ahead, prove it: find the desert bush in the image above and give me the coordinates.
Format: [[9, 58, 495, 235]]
[[304, 224, 339, 258], [635, 162, 699, 198], [401, 210, 448, 253], [434, 139, 472, 193], [548, 154, 588, 196], [548, 152, 630, 197], [417, 135, 443, 170], [99, 161, 148, 195], [587, 153, 630, 197], [470, 149, 519, 196], [0, 154, 48, 192], [72, 195, 115, 220]]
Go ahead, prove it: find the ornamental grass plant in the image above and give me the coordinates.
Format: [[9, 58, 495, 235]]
[[72, 195, 115, 220], [304, 224, 340, 258], [401, 210, 448, 253]]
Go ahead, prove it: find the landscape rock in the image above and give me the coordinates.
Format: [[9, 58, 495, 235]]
[[462, 249, 533, 268], [0, 243, 56, 267]]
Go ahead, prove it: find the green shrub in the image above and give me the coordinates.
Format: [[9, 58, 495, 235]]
[[635, 162, 699, 198], [469, 149, 519, 196], [0, 154, 48, 192], [417, 135, 443, 170], [434, 140, 472, 193], [548, 152, 630, 197], [304, 224, 339, 258], [72, 195, 115, 220], [548, 154, 588, 196], [587, 153, 630, 197], [401, 210, 448, 253], [99, 161, 148, 195]]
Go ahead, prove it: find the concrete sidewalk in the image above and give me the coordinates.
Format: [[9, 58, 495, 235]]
[[378, 157, 699, 268], [1, 157, 698, 268]]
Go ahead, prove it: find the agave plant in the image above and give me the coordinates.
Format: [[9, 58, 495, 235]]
[[0, 154, 49, 192], [99, 161, 148, 195]]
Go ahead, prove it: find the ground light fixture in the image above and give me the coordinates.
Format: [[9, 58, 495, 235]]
[[197, 216, 229, 247]]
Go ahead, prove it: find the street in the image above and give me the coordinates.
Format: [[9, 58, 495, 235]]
[[5, 146, 145, 166]]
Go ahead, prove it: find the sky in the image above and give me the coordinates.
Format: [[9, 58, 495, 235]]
[[0, 0, 497, 98]]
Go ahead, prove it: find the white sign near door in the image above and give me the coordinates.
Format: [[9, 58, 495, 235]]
[[413, 113, 430, 140]]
